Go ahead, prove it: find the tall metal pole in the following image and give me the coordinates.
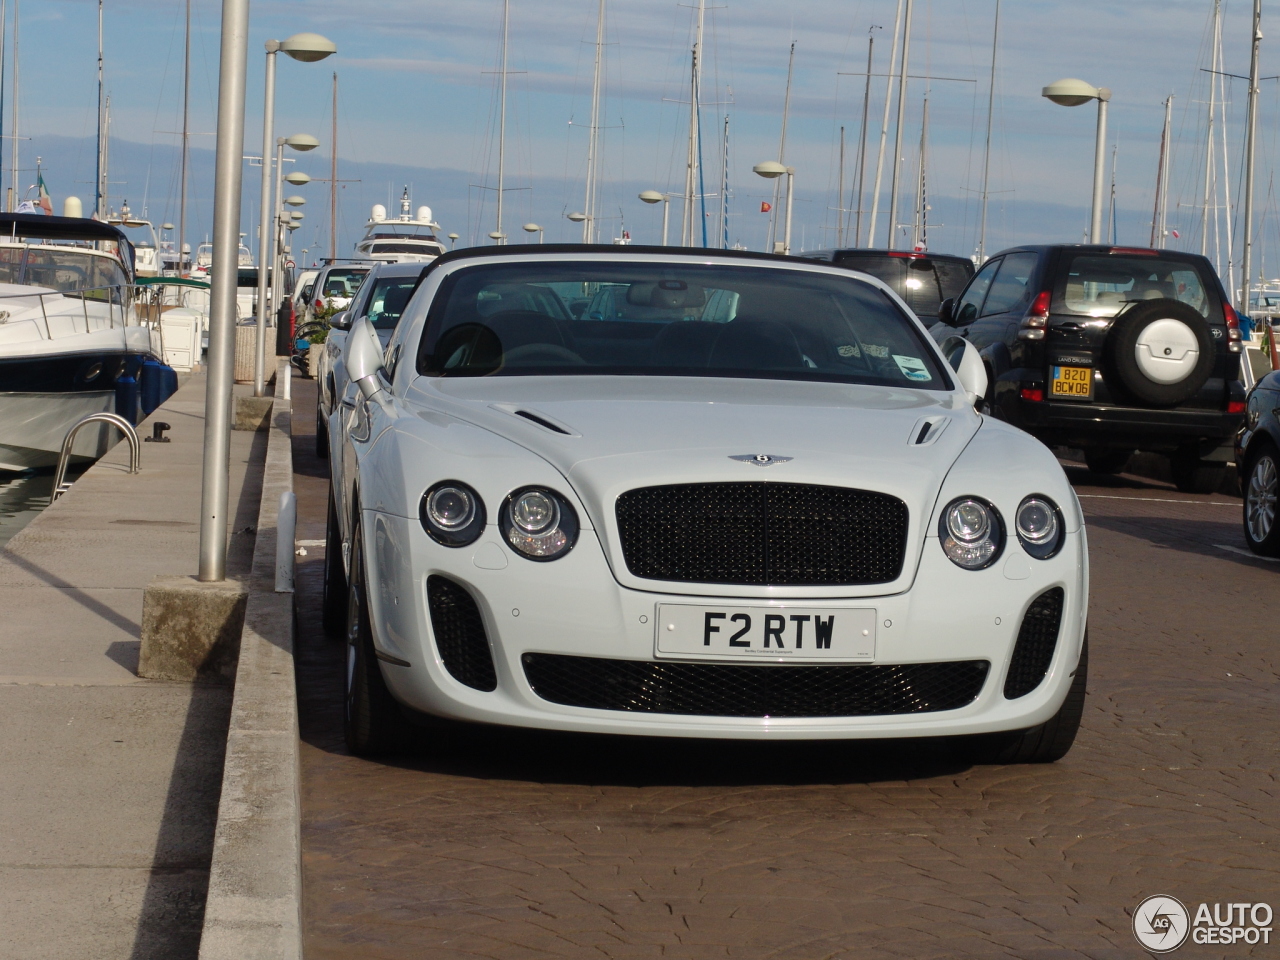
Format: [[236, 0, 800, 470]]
[[495, 0, 509, 243], [253, 42, 278, 398], [198, 0, 250, 583], [1240, 0, 1262, 310], [1202, 0, 1220, 258], [95, 0, 103, 217], [1089, 92, 1109, 244], [8, 0, 17, 211], [867, 0, 903, 247], [914, 94, 928, 249], [1151, 96, 1171, 248], [853, 32, 874, 247], [661, 196, 669, 246], [886, 0, 914, 249], [0, 0, 8, 210], [583, 0, 605, 243], [329, 72, 337, 261], [977, 0, 1000, 261], [179, 0, 190, 270], [268, 138, 284, 346], [767, 40, 794, 251], [836, 126, 845, 247], [683, 3, 705, 248], [782, 167, 794, 255]]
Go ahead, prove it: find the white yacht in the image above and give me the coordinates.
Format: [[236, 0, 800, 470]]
[[106, 202, 162, 277], [0, 213, 164, 471], [190, 235, 253, 277], [354, 188, 446, 262]]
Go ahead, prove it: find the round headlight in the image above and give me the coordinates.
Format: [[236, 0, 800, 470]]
[[939, 497, 1004, 569], [1015, 495, 1063, 559], [501, 486, 579, 560], [420, 481, 486, 546]]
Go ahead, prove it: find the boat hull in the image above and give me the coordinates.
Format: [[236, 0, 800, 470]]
[[0, 389, 117, 471]]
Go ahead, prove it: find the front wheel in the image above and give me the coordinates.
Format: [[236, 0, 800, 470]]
[[961, 633, 1088, 765], [1243, 444, 1280, 556], [321, 489, 347, 638], [315, 401, 329, 459], [1084, 447, 1132, 475], [344, 516, 404, 755]]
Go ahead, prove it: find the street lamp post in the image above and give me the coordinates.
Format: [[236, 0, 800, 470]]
[[523, 223, 543, 243], [264, 133, 316, 376], [753, 162, 794, 255], [639, 190, 670, 245], [1042, 78, 1110, 245], [448, 233, 459, 250], [252, 32, 335, 398]]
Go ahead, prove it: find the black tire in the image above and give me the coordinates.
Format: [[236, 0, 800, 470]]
[[1084, 447, 1132, 475], [1242, 442, 1280, 556], [963, 633, 1088, 765], [344, 515, 403, 756], [1107, 298, 1215, 405], [1170, 454, 1226, 494], [321, 489, 348, 638], [315, 401, 329, 459]]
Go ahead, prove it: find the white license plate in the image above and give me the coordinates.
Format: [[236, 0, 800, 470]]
[[655, 603, 876, 662]]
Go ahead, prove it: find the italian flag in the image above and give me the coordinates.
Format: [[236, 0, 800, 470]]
[[37, 171, 51, 215]]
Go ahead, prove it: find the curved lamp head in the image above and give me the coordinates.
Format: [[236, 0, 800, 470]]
[[523, 223, 540, 233], [288, 211, 304, 221], [284, 195, 306, 207], [567, 212, 587, 223], [448, 233, 460, 240], [280, 33, 337, 63], [285, 134, 320, 152], [1042, 78, 1110, 106], [284, 171, 311, 185], [488, 231, 506, 241], [286, 222, 300, 231], [639, 190, 664, 204], [162, 223, 175, 231], [753, 161, 788, 179]]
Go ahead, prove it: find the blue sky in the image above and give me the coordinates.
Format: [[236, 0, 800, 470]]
[[10, 0, 1279, 273]]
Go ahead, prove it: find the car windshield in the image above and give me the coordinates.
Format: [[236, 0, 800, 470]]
[[322, 269, 368, 297], [417, 261, 950, 389], [363, 276, 421, 330], [1057, 255, 1213, 319]]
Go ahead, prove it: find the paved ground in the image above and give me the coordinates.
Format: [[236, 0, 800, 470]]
[[292, 379, 1280, 959], [0, 375, 264, 960]]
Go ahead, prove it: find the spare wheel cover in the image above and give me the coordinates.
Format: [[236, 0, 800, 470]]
[[1134, 317, 1200, 384]]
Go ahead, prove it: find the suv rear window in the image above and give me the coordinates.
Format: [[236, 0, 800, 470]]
[[833, 254, 972, 320], [1056, 255, 1215, 320]]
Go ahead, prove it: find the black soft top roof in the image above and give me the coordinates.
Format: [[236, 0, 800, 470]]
[[0, 213, 131, 245]]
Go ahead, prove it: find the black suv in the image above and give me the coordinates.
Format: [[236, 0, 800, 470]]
[[932, 244, 1246, 492], [803, 248, 974, 321]]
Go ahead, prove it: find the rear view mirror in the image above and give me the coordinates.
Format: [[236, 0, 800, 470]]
[[328, 310, 352, 331], [940, 336, 988, 407], [937, 298, 956, 325], [346, 316, 387, 400]]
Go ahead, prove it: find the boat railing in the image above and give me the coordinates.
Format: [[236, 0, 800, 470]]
[[52, 413, 141, 501], [0, 283, 178, 340]]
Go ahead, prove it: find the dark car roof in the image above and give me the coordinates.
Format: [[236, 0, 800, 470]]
[[984, 244, 1211, 263], [806, 247, 974, 264], [363, 261, 433, 279]]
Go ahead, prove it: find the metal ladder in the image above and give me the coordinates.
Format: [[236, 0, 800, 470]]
[[52, 413, 141, 501]]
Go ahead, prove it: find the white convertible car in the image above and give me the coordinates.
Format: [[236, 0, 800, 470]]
[[325, 246, 1089, 763]]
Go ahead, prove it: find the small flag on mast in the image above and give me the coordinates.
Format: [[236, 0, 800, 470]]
[[37, 171, 52, 215], [760, 201, 772, 213]]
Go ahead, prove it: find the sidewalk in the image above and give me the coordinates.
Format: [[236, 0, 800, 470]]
[[0, 374, 266, 960]]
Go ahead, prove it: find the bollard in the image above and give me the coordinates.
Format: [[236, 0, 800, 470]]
[[275, 490, 296, 593], [281, 359, 292, 400]]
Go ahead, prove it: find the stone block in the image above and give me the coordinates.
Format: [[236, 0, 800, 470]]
[[138, 575, 248, 682], [233, 395, 273, 432]]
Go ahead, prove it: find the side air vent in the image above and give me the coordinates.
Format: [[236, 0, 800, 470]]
[[426, 575, 498, 691], [1003, 587, 1065, 699], [514, 409, 572, 435], [908, 415, 949, 446]]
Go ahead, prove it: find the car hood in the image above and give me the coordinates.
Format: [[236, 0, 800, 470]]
[[405, 375, 982, 597]]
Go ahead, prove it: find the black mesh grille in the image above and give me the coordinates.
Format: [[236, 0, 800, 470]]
[[1003, 587, 1065, 699], [426, 575, 497, 692], [522, 654, 989, 718], [615, 482, 909, 586]]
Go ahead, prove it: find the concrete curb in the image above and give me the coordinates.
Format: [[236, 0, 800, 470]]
[[198, 360, 301, 960]]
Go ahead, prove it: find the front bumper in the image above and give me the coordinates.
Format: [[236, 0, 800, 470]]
[[363, 511, 1088, 740]]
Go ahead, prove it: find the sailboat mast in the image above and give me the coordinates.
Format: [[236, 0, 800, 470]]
[[1151, 95, 1171, 248], [853, 31, 874, 247], [837, 126, 845, 247], [583, 0, 605, 243], [95, 0, 103, 217], [1107, 143, 1117, 244], [914, 94, 928, 250], [977, 0, 1000, 262], [495, 0, 509, 244], [178, 0, 190, 268], [721, 113, 730, 249], [9, 0, 17, 211], [0, 0, 7, 210], [767, 40, 795, 251], [867, 0, 904, 247], [886, 0, 914, 249], [330, 72, 337, 261], [1240, 0, 1262, 308], [1201, 0, 1219, 258], [682, 0, 705, 247]]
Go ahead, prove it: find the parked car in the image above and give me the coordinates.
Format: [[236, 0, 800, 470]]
[[803, 248, 975, 323], [315, 261, 428, 459], [292, 268, 319, 318], [305, 263, 371, 326], [932, 244, 1246, 493], [1237, 369, 1280, 555], [324, 244, 1089, 765]]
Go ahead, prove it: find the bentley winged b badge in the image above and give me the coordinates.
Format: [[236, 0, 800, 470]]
[[730, 454, 793, 466]]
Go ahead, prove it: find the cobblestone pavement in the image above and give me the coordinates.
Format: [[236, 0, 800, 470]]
[[291, 381, 1279, 959]]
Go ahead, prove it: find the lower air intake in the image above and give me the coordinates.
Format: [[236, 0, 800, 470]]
[[1003, 587, 1065, 699], [426, 575, 497, 692], [521, 654, 989, 718]]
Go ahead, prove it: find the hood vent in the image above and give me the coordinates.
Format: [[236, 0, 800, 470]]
[[513, 409, 573, 435], [909, 415, 950, 446]]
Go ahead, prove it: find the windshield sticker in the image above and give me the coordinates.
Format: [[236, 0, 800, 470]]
[[864, 343, 889, 358], [893, 354, 932, 382], [837, 343, 862, 358]]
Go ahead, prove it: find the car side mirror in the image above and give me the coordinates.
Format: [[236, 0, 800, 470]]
[[940, 336, 988, 407], [937, 298, 956, 325], [328, 310, 352, 331], [346, 315, 387, 400]]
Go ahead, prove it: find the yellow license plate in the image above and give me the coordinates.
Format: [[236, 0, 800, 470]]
[[1050, 365, 1093, 399]]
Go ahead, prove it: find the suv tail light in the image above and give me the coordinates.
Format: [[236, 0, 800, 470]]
[[1017, 291, 1052, 341], [1223, 302, 1244, 353]]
